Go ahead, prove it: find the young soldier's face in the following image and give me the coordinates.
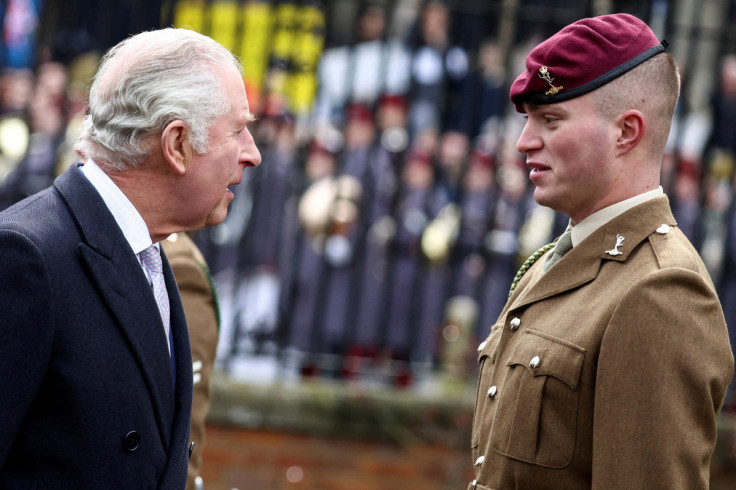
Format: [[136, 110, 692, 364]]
[[517, 93, 620, 224]]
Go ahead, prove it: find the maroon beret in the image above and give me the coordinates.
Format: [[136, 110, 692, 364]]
[[345, 103, 374, 124], [510, 13, 667, 112]]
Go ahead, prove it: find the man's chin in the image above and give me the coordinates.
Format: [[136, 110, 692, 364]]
[[203, 206, 229, 228], [533, 189, 565, 213], [204, 215, 226, 228], [533, 188, 552, 207]]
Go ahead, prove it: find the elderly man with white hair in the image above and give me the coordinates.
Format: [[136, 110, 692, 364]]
[[0, 28, 260, 488]]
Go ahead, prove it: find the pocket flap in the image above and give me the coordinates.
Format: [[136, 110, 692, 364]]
[[506, 329, 585, 390]]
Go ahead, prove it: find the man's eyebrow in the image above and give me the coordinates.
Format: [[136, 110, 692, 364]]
[[525, 103, 547, 114], [526, 103, 567, 116]]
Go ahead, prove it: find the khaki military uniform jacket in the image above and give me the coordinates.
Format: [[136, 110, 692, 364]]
[[470, 196, 733, 489]]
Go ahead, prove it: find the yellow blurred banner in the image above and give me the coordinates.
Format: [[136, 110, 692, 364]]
[[172, 0, 324, 116], [172, 0, 206, 33], [209, 1, 239, 52], [241, 2, 273, 112]]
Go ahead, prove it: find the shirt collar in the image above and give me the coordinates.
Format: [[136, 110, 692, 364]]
[[570, 186, 663, 247], [80, 159, 153, 255]]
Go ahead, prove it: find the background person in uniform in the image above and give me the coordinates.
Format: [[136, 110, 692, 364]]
[[0, 28, 260, 488], [162, 233, 220, 490], [470, 14, 733, 489]]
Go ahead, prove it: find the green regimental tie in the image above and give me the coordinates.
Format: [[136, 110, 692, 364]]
[[507, 242, 555, 298]]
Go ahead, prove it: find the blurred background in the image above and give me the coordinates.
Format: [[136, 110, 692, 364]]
[[3, 0, 736, 488]]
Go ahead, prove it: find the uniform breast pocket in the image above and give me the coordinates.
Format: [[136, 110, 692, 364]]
[[491, 329, 585, 468]]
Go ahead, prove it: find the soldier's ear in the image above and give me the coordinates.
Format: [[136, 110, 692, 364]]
[[615, 110, 645, 156], [161, 120, 192, 174]]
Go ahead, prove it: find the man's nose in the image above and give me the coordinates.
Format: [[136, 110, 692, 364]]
[[516, 121, 541, 155], [241, 131, 262, 168]]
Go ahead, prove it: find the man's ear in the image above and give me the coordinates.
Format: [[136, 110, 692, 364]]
[[161, 120, 191, 174], [615, 110, 645, 156]]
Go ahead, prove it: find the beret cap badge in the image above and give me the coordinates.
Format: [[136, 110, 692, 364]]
[[538, 66, 563, 95]]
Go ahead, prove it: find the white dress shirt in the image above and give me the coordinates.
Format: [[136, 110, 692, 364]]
[[80, 159, 170, 351], [80, 159, 157, 270]]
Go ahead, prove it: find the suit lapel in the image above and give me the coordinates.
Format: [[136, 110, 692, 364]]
[[513, 197, 677, 308], [55, 164, 176, 445], [159, 249, 194, 484], [162, 250, 192, 405]]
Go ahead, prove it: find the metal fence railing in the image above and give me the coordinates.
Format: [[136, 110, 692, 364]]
[[180, 0, 736, 387], [5, 0, 736, 389]]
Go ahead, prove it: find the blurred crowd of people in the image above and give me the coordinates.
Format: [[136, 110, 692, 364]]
[[3, 0, 736, 389]]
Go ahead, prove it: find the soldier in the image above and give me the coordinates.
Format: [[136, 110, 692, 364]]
[[470, 14, 733, 489]]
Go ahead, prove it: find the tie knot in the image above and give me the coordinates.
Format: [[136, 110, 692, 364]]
[[139, 245, 162, 274], [554, 229, 573, 255], [543, 229, 573, 273]]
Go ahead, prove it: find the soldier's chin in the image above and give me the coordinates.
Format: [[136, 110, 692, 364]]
[[532, 189, 562, 213]]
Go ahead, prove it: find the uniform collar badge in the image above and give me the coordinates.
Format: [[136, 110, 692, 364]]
[[605, 234, 625, 256], [538, 66, 563, 95]]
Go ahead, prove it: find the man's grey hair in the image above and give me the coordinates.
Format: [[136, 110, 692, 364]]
[[76, 28, 244, 171]]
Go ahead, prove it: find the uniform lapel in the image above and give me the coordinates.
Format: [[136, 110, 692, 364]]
[[513, 197, 677, 308], [513, 235, 602, 307], [54, 164, 176, 445]]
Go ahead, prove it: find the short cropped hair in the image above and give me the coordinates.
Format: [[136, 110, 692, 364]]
[[76, 28, 243, 171], [592, 53, 680, 159]]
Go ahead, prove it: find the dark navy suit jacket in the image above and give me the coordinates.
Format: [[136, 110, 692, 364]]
[[0, 163, 193, 489]]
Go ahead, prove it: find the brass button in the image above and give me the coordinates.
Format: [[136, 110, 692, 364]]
[[477, 340, 487, 352], [529, 356, 540, 369], [510, 317, 521, 331], [487, 386, 497, 399], [474, 456, 485, 467]]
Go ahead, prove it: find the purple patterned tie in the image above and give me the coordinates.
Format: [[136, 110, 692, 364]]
[[139, 245, 171, 350]]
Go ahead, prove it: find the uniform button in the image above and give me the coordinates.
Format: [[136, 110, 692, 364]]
[[487, 386, 497, 399], [471, 479, 477, 489], [510, 317, 521, 330], [474, 456, 485, 466], [477, 340, 487, 352], [529, 356, 541, 369], [123, 431, 140, 452]]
